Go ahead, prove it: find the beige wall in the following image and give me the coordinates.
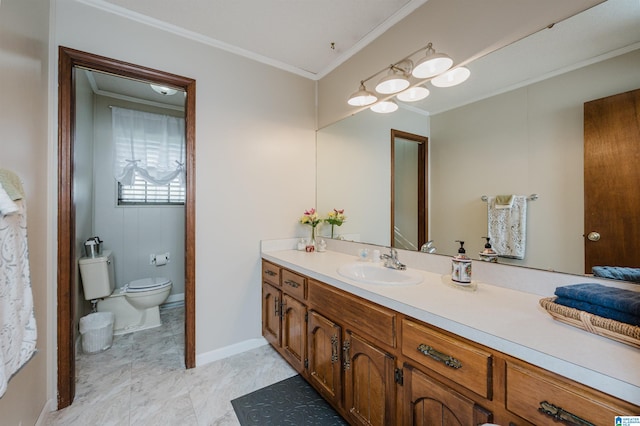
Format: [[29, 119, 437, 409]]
[[0, 0, 51, 424], [54, 0, 316, 371]]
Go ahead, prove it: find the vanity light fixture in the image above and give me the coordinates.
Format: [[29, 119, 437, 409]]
[[348, 42, 467, 113], [411, 43, 453, 79], [375, 61, 412, 94], [150, 84, 178, 96], [396, 85, 430, 102], [370, 99, 398, 113], [431, 66, 471, 87], [347, 81, 378, 106]]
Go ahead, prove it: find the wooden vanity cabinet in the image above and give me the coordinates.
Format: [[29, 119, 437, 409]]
[[403, 363, 492, 426], [306, 279, 398, 426], [505, 360, 639, 426], [261, 281, 281, 347], [307, 310, 342, 407], [261, 261, 307, 373], [262, 259, 640, 426]]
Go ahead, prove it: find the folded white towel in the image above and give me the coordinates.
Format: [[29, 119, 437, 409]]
[[0, 184, 19, 216], [487, 195, 527, 259], [494, 194, 514, 209]]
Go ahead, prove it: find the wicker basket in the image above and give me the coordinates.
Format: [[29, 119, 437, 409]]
[[539, 297, 640, 349]]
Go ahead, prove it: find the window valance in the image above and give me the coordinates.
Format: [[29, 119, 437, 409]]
[[112, 107, 185, 186]]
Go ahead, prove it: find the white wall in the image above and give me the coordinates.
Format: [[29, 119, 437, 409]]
[[0, 0, 51, 423], [317, 107, 429, 246], [430, 48, 640, 274], [54, 0, 316, 370], [92, 95, 185, 299]]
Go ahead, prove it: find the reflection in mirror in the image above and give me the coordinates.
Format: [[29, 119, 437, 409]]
[[316, 0, 640, 278], [391, 130, 427, 250], [317, 108, 429, 244]]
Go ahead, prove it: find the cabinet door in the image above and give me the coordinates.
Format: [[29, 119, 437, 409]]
[[343, 331, 396, 426], [404, 364, 492, 426], [282, 293, 306, 372], [308, 310, 342, 406], [262, 282, 281, 347]]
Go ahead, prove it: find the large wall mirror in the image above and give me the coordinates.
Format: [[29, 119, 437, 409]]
[[316, 0, 640, 278]]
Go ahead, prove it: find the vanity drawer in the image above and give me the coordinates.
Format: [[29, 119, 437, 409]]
[[281, 269, 306, 301], [402, 319, 492, 399], [308, 279, 396, 348], [506, 361, 637, 426], [262, 260, 281, 287]]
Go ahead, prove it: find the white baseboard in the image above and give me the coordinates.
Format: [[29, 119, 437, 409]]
[[164, 292, 185, 305], [35, 398, 57, 426], [196, 337, 268, 367]]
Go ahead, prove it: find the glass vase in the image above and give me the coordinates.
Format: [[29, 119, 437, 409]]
[[306, 227, 316, 252]]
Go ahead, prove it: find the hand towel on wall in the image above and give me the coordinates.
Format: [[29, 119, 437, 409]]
[[0, 184, 18, 216], [0, 171, 37, 398], [487, 195, 527, 259]]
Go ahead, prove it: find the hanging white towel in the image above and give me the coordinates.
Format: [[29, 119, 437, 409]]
[[487, 195, 527, 259], [0, 184, 18, 216], [0, 174, 37, 397]]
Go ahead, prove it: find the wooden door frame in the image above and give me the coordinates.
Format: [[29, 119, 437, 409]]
[[390, 129, 428, 249], [57, 46, 196, 408]]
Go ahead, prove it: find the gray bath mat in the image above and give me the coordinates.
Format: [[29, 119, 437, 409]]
[[231, 375, 347, 425]]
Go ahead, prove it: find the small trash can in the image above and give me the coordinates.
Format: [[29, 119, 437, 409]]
[[80, 312, 114, 354]]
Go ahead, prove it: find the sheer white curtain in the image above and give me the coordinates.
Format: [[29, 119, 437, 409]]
[[112, 107, 185, 186]]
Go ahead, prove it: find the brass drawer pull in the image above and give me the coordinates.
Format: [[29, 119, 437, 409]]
[[331, 334, 339, 363], [264, 269, 277, 277], [538, 401, 594, 426], [284, 279, 300, 288], [417, 343, 462, 369], [343, 340, 351, 370]]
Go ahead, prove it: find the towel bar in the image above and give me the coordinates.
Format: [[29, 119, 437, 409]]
[[481, 194, 538, 202]]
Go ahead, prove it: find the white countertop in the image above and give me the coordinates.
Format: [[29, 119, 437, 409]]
[[262, 246, 640, 405]]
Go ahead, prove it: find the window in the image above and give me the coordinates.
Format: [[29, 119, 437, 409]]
[[111, 107, 186, 206], [118, 175, 185, 205]]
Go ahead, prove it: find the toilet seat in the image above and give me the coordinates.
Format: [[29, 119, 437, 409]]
[[126, 277, 172, 293]]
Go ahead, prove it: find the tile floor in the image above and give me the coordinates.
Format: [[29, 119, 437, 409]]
[[44, 305, 297, 426]]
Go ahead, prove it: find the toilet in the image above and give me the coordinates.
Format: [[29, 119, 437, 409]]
[[78, 250, 172, 335]]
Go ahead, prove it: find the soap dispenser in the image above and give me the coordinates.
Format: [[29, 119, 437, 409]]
[[451, 240, 472, 284], [479, 237, 498, 263]]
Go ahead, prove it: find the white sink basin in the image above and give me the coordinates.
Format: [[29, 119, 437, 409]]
[[337, 262, 424, 286]]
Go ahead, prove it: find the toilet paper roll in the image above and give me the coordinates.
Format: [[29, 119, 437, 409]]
[[155, 253, 169, 266]]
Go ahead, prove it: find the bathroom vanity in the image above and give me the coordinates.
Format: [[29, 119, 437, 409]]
[[261, 243, 640, 426]]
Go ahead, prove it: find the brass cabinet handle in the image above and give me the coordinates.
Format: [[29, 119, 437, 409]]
[[284, 279, 300, 288], [417, 343, 462, 369], [264, 269, 277, 277], [342, 340, 351, 370], [330, 334, 339, 363], [538, 401, 595, 426]]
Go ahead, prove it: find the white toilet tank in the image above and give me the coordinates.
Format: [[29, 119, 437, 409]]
[[78, 250, 116, 300]]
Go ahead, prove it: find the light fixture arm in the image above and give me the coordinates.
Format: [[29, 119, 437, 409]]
[[356, 43, 431, 86]]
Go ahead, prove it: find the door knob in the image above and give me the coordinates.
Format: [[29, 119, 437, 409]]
[[587, 231, 601, 242]]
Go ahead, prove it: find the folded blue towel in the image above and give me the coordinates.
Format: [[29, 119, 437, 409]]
[[554, 283, 640, 317], [554, 297, 640, 326], [592, 266, 640, 284]]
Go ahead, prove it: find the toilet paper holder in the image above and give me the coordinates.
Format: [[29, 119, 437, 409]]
[[150, 252, 170, 266]]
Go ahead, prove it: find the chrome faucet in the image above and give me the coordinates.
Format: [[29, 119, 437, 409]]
[[381, 247, 406, 270]]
